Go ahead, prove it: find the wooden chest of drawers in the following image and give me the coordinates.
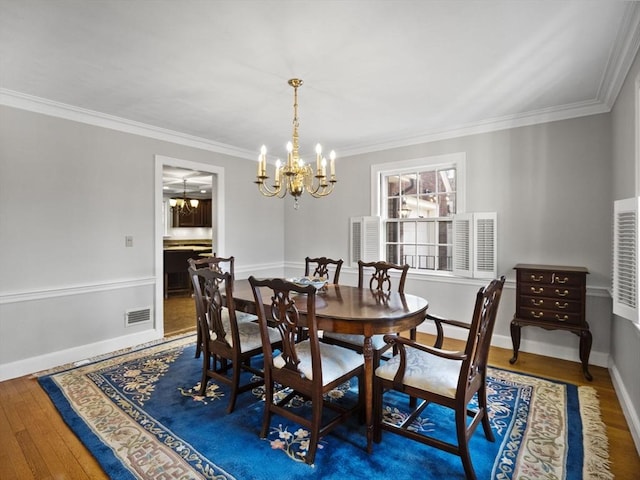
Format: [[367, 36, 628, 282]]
[[509, 264, 592, 380]]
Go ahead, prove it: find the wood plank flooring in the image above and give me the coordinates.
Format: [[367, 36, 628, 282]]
[[0, 296, 638, 479]]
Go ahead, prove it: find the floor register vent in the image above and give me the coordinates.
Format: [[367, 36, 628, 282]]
[[125, 307, 153, 327]]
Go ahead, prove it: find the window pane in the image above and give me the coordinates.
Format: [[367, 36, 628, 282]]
[[387, 198, 400, 219], [385, 221, 399, 242], [387, 175, 400, 197], [401, 244, 416, 268], [416, 245, 436, 270], [438, 220, 453, 245], [419, 171, 436, 195], [438, 245, 453, 271], [417, 195, 437, 218], [438, 168, 456, 193], [386, 244, 400, 264], [417, 221, 436, 244], [400, 221, 416, 243], [436, 193, 455, 216]]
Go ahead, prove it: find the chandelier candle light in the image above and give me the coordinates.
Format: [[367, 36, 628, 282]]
[[255, 78, 336, 208]]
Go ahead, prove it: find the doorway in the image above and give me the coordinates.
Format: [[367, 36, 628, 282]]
[[154, 155, 225, 337]]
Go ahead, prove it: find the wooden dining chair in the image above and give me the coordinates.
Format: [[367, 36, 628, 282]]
[[304, 256, 344, 284], [189, 266, 281, 414], [248, 276, 364, 465], [373, 276, 506, 480], [188, 255, 256, 358], [321, 260, 411, 368]]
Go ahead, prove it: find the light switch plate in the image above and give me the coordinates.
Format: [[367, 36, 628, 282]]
[[125, 235, 133, 247]]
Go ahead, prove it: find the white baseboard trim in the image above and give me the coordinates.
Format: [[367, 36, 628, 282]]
[[609, 360, 640, 455], [418, 322, 610, 368], [0, 328, 163, 382]]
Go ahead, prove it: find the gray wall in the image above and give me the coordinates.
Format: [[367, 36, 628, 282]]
[[0, 106, 284, 378], [284, 114, 613, 367], [611, 43, 640, 450]]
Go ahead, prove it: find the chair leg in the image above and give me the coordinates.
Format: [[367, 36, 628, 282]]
[[199, 353, 210, 396], [456, 409, 477, 480], [195, 323, 202, 358], [226, 360, 241, 414], [478, 380, 495, 442], [305, 395, 323, 465], [260, 380, 273, 439]]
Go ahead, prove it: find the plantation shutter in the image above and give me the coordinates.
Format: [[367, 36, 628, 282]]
[[350, 216, 380, 265], [473, 212, 497, 279], [453, 213, 472, 277], [613, 198, 638, 322], [453, 212, 497, 278]]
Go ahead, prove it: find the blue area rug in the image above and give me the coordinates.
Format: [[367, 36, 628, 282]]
[[38, 334, 611, 479]]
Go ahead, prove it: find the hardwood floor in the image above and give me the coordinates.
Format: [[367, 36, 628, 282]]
[[1, 298, 638, 479]]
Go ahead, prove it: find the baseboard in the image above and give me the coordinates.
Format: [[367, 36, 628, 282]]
[[418, 322, 610, 367], [0, 328, 163, 382], [609, 360, 640, 455]]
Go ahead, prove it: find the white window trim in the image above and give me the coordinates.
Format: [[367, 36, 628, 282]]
[[370, 152, 466, 217]]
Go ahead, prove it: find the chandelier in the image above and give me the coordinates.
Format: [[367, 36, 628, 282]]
[[170, 180, 199, 216], [255, 78, 336, 208]]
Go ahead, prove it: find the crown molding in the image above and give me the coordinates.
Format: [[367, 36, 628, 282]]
[[0, 89, 257, 160], [338, 98, 611, 157], [599, 2, 640, 109]]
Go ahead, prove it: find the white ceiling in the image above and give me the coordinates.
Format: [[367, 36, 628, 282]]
[[1, 0, 639, 163]]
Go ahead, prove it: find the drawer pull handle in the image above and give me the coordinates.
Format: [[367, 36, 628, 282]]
[[555, 314, 569, 322], [531, 299, 544, 306], [555, 289, 569, 297], [531, 311, 544, 319], [555, 301, 569, 309], [530, 287, 544, 294], [553, 274, 569, 284], [530, 274, 544, 282]]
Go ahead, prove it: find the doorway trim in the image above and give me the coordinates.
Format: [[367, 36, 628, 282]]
[[154, 154, 225, 336]]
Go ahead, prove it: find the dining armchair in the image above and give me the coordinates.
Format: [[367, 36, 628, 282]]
[[248, 276, 364, 465], [321, 260, 411, 368], [304, 256, 344, 284], [373, 276, 505, 480], [189, 266, 281, 414]]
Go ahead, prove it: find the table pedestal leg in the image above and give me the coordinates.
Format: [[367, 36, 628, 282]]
[[363, 335, 373, 453]]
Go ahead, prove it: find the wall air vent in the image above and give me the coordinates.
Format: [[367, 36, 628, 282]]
[[125, 307, 153, 327]]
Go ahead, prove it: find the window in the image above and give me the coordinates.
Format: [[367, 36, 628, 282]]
[[372, 153, 465, 274], [368, 153, 497, 278]]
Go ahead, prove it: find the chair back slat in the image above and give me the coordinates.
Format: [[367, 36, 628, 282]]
[[305, 256, 343, 284], [189, 266, 237, 349], [358, 260, 409, 293], [188, 254, 235, 282], [249, 277, 318, 379]]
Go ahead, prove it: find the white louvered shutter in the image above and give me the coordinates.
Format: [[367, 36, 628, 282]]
[[473, 212, 497, 279], [453, 212, 497, 278], [453, 213, 473, 277], [613, 197, 638, 322], [350, 216, 380, 265]]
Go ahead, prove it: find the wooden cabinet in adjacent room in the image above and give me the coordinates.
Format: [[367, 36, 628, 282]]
[[509, 263, 592, 380], [172, 199, 212, 227]]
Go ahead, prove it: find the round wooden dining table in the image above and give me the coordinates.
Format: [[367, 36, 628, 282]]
[[231, 280, 429, 453]]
